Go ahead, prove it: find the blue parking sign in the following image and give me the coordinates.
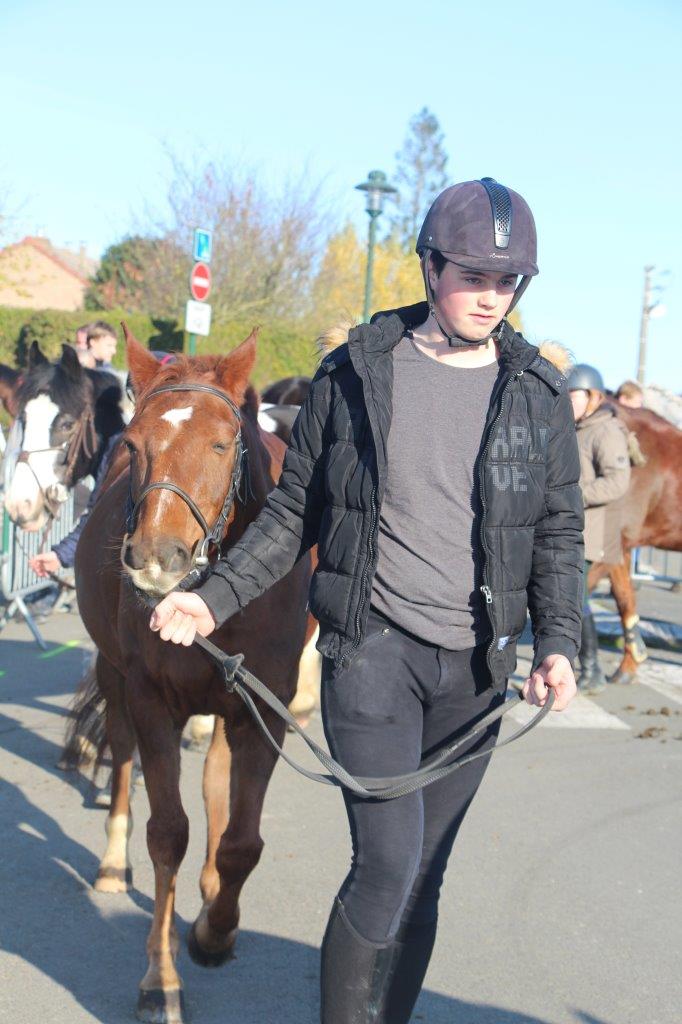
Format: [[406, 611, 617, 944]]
[[193, 228, 212, 264]]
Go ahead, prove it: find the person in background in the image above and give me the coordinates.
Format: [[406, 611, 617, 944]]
[[74, 322, 94, 367], [616, 380, 644, 409], [86, 321, 118, 369], [568, 364, 631, 694]]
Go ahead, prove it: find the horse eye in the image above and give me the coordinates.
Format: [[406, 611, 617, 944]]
[[60, 418, 75, 430], [212, 442, 227, 454], [123, 439, 137, 456]]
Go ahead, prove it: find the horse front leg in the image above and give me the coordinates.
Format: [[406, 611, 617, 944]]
[[608, 555, 649, 684], [188, 706, 285, 967], [94, 654, 136, 894], [199, 716, 231, 906], [128, 683, 189, 1024]]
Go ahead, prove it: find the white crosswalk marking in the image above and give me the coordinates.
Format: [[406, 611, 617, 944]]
[[633, 661, 682, 706]]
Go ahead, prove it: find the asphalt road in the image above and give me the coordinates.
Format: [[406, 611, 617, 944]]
[[0, 588, 680, 1024]]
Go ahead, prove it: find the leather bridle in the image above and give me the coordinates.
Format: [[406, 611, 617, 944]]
[[125, 383, 251, 590]]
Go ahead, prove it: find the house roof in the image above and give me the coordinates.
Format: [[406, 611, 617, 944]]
[[1, 236, 97, 283]]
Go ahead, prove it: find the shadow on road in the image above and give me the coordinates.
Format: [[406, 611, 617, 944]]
[[0, 638, 104, 799], [0, 775, 611, 1024]]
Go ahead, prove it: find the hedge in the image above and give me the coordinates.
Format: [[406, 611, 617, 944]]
[[0, 307, 322, 390]]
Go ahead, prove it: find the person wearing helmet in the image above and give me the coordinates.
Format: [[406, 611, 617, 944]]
[[568, 363, 631, 694], [150, 178, 583, 1023]]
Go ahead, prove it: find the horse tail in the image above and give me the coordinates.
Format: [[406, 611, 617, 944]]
[[60, 652, 108, 774]]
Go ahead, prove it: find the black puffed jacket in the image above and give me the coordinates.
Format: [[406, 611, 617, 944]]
[[198, 303, 584, 688]]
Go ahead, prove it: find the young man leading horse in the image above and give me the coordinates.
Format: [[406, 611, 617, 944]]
[[151, 178, 583, 1023]]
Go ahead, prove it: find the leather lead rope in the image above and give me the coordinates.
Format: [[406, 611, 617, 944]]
[[192, 633, 553, 801]]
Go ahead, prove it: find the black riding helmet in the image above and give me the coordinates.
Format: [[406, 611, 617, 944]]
[[567, 363, 605, 393], [416, 177, 539, 346]]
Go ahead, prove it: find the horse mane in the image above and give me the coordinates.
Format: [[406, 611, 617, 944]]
[[134, 354, 260, 423]]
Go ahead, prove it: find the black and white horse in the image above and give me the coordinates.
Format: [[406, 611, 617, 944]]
[[4, 342, 124, 531]]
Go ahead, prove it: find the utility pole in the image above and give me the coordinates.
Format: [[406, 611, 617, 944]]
[[636, 265, 668, 385], [636, 265, 654, 385]]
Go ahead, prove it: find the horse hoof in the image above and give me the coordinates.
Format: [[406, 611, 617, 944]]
[[187, 921, 236, 968], [94, 867, 132, 893], [609, 670, 637, 685], [137, 987, 186, 1024]]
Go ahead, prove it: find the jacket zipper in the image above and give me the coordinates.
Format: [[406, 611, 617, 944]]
[[478, 370, 523, 673], [344, 486, 378, 665]]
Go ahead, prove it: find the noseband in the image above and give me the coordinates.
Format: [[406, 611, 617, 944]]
[[125, 383, 252, 590]]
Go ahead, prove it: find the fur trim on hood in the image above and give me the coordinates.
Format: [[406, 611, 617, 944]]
[[316, 320, 356, 361], [537, 340, 573, 376]]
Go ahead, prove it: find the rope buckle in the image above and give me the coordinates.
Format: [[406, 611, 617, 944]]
[[217, 651, 245, 693]]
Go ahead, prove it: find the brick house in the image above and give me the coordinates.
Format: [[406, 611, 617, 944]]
[[0, 236, 98, 311]]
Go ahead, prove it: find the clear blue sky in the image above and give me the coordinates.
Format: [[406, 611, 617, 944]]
[[1, 0, 679, 390]]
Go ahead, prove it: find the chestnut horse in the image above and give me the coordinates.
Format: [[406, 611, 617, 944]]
[[589, 403, 682, 682], [73, 327, 311, 1023]]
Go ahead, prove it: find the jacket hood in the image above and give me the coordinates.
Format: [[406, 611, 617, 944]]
[[577, 401, 621, 431]]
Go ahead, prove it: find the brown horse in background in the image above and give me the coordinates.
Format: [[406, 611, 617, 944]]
[[72, 327, 311, 1023], [0, 361, 21, 418], [589, 403, 682, 683]]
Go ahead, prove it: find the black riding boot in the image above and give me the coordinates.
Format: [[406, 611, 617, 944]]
[[381, 917, 438, 1024], [578, 610, 606, 694], [320, 899, 394, 1023]]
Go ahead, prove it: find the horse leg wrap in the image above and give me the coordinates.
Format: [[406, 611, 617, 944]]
[[623, 616, 648, 664]]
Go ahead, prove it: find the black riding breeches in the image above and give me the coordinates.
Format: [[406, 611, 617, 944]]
[[321, 607, 507, 945]]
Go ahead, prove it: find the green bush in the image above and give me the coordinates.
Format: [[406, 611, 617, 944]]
[[0, 307, 321, 389]]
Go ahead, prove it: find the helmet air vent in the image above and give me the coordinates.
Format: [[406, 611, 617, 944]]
[[480, 177, 512, 250]]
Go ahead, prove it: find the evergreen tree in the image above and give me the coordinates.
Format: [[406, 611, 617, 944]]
[[391, 107, 449, 251]]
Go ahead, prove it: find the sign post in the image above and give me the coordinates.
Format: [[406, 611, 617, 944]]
[[186, 228, 213, 355]]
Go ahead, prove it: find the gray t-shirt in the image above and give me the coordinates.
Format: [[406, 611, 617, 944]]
[[370, 335, 500, 649]]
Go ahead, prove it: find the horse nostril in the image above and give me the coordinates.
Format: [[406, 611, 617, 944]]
[[157, 541, 190, 574], [123, 540, 146, 571]]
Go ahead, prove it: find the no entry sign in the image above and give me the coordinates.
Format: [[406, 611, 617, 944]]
[[190, 262, 211, 302]]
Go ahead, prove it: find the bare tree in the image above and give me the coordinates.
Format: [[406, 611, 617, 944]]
[[140, 155, 331, 323], [390, 108, 449, 251]]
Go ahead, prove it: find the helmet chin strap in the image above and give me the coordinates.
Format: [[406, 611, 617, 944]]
[[421, 250, 531, 348]]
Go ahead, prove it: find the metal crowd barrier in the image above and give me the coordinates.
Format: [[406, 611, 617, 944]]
[[632, 547, 682, 586], [0, 494, 79, 648]]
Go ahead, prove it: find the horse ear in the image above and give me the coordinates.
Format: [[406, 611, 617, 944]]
[[216, 328, 258, 406], [28, 341, 49, 370], [60, 343, 84, 379], [122, 321, 159, 396]]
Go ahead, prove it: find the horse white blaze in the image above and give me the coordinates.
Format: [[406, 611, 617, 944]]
[[4, 394, 62, 526], [161, 406, 193, 426]]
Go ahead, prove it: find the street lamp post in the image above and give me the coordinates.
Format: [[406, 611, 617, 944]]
[[355, 170, 397, 323], [636, 265, 668, 385]]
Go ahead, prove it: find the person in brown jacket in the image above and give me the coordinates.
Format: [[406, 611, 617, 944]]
[[568, 363, 631, 693]]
